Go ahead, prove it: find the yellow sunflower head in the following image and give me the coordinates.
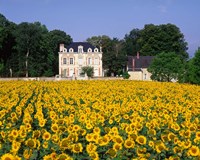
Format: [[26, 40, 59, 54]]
[[188, 145, 199, 157], [1, 153, 14, 160], [136, 135, 147, 145], [42, 131, 51, 141]]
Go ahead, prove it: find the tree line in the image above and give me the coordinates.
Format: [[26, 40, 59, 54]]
[[0, 13, 200, 84]]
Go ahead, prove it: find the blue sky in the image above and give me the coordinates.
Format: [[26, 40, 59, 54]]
[[0, 0, 200, 57]]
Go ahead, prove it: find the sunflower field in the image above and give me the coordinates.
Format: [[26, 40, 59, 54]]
[[0, 80, 200, 160]]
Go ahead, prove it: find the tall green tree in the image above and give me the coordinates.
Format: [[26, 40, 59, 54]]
[[148, 52, 184, 82], [125, 24, 189, 60], [14, 22, 47, 77], [187, 48, 200, 84], [123, 28, 140, 56], [138, 24, 188, 60], [48, 30, 72, 75], [87, 36, 126, 76], [0, 14, 16, 76]]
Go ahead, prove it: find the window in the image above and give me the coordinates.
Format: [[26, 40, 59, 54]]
[[94, 48, 98, 52], [78, 46, 83, 53], [144, 73, 147, 80], [63, 58, 67, 64], [94, 58, 99, 65], [78, 58, 83, 65], [88, 58, 92, 65], [88, 48, 92, 52], [70, 58, 74, 64], [69, 48, 73, 52]]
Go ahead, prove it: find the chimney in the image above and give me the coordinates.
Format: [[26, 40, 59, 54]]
[[59, 44, 64, 52], [100, 46, 102, 52], [132, 58, 135, 71], [137, 52, 140, 59]]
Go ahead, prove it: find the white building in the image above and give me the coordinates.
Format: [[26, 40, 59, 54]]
[[58, 42, 103, 78]]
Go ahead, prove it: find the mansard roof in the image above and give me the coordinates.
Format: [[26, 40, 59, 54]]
[[66, 42, 96, 52]]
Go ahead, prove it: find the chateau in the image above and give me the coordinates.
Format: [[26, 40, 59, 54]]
[[58, 42, 103, 78]]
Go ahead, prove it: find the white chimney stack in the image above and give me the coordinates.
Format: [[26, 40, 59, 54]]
[[59, 44, 64, 52]]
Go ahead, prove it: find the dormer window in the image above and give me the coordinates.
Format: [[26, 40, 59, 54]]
[[94, 48, 99, 52], [78, 46, 83, 53], [69, 48, 74, 53], [88, 48, 92, 53], [63, 48, 67, 52]]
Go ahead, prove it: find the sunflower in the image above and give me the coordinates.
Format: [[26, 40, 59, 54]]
[[173, 146, 182, 154], [93, 127, 101, 134], [89, 151, 99, 160], [10, 129, 19, 139], [86, 133, 93, 142], [23, 149, 32, 159], [147, 129, 156, 137], [125, 126, 133, 134], [79, 129, 87, 136], [42, 141, 48, 149], [148, 140, 154, 148], [168, 156, 180, 160], [136, 147, 147, 157], [52, 134, 59, 143], [25, 138, 37, 148], [42, 131, 51, 141], [188, 145, 199, 157], [60, 138, 70, 149], [183, 130, 191, 139], [32, 130, 41, 138], [86, 143, 97, 154], [136, 135, 147, 145], [155, 142, 167, 153], [168, 132, 176, 141], [67, 133, 78, 142], [71, 143, 83, 153], [57, 153, 73, 160], [11, 140, 21, 153], [43, 155, 52, 160], [124, 139, 135, 149], [1, 153, 14, 160], [113, 135, 124, 144], [182, 139, 191, 149], [113, 143, 122, 152], [106, 148, 116, 158], [72, 124, 81, 132], [86, 123, 93, 130], [195, 131, 200, 140], [51, 123, 59, 133]]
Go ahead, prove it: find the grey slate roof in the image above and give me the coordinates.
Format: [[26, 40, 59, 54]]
[[127, 55, 154, 71], [66, 42, 96, 52]]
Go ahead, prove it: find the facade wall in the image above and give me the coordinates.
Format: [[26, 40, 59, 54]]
[[128, 68, 152, 81], [58, 46, 103, 77]]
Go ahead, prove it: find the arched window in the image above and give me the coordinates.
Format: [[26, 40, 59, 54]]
[[94, 48, 99, 52], [88, 48, 92, 52], [69, 48, 74, 53]]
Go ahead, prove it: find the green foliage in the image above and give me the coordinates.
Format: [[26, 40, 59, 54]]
[[124, 24, 188, 60], [87, 36, 126, 76], [81, 66, 94, 77], [148, 52, 184, 82], [122, 71, 130, 79], [187, 48, 200, 84], [0, 60, 4, 76]]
